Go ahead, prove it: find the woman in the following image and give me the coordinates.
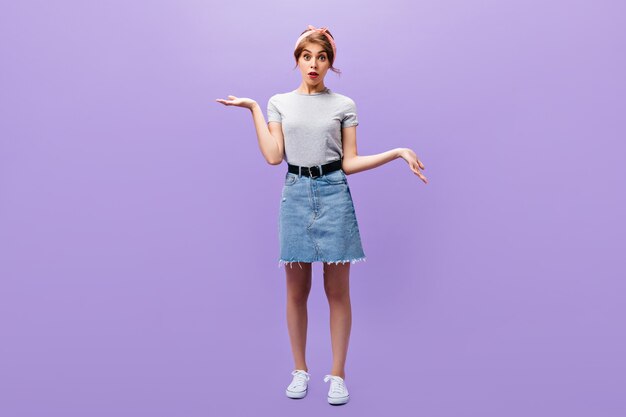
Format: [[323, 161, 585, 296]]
[[216, 25, 427, 406]]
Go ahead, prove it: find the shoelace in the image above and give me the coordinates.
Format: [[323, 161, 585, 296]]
[[291, 370, 310, 389], [323, 374, 347, 394]]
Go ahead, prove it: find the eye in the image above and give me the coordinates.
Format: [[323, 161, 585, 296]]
[[303, 54, 311, 60], [319, 55, 326, 61]]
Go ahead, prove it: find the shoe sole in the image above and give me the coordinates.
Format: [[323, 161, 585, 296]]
[[328, 395, 349, 405], [286, 389, 307, 399]]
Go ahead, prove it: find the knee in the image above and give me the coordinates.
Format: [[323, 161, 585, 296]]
[[288, 291, 310, 304], [287, 284, 311, 304], [323, 283, 349, 301]]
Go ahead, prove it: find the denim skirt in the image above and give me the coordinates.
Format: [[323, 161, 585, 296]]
[[278, 167, 366, 268]]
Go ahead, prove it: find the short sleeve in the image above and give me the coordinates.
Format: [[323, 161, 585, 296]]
[[267, 96, 282, 123], [341, 99, 359, 128]]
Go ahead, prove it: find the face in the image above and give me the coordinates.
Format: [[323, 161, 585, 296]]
[[297, 42, 330, 86]]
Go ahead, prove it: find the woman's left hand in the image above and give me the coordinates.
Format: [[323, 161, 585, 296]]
[[398, 148, 428, 184]]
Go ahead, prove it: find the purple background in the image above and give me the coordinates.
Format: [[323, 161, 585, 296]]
[[1, 1, 625, 416]]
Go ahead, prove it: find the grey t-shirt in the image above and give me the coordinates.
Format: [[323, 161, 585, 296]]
[[266, 87, 359, 167]]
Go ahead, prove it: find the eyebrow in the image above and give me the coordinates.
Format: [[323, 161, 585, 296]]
[[303, 49, 327, 54]]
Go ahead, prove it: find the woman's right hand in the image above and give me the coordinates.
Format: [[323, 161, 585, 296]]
[[215, 95, 257, 110]]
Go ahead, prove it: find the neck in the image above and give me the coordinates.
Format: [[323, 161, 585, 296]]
[[296, 83, 327, 95]]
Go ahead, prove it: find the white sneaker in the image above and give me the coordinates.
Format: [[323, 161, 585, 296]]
[[286, 369, 310, 399], [323, 374, 350, 405]]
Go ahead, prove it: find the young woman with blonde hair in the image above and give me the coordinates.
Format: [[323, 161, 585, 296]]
[[216, 24, 427, 406]]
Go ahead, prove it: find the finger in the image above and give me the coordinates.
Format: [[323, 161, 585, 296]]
[[417, 159, 425, 169], [412, 163, 425, 179]]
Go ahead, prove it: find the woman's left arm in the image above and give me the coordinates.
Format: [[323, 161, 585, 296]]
[[341, 126, 428, 184]]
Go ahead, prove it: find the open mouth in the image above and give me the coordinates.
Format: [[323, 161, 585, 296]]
[[308, 72, 319, 78]]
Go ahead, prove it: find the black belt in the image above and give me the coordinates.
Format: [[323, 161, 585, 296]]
[[287, 158, 342, 179]]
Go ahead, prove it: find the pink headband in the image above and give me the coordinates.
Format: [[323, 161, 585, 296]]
[[294, 24, 337, 58]]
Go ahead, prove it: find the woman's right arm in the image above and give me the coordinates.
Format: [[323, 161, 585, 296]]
[[250, 102, 284, 165], [215, 95, 284, 165]]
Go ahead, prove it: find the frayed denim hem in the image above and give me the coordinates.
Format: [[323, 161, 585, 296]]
[[278, 257, 366, 268]]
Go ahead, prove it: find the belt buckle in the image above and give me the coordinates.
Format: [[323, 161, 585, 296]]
[[308, 165, 321, 179]]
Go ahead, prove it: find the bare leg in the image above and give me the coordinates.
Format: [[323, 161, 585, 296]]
[[323, 262, 351, 379], [286, 262, 312, 372]]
